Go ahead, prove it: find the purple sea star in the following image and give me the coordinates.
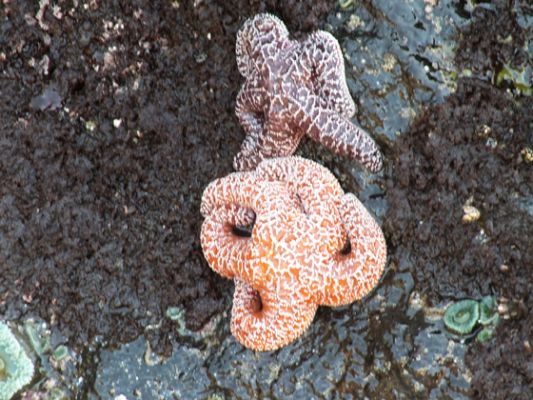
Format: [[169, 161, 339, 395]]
[[233, 13, 384, 172]]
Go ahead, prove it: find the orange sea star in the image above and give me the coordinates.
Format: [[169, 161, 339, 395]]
[[200, 157, 387, 351], [233, 13, 383, 172]]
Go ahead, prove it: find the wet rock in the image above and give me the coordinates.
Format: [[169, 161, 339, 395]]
[[94, 337, 211, 399], [29, 86, 62, 111], [324, 0, 467, 145]]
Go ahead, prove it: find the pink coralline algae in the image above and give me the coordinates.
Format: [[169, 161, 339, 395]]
[[233, 13, 383, 172], [200, 157, 387, 351]]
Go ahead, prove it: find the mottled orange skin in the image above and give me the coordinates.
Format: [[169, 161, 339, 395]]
[[200, 157, 386, 351]]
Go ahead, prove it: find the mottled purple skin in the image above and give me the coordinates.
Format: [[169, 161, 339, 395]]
[[234, 13, 383, 172]]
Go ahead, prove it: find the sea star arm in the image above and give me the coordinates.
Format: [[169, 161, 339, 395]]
[[200, 172, 254, 216], [304, 99, 383, 172], [318, 193, 387, 306], [200, 204, 255, 279], [255, 156, 344, 211], [233, 122, 303, 172], [233, 81, 273, 171], [230, 279, 318, 351], [201, 173, 302, 283], [201, 173, 300, 221], [236, 13, 289, 79], [301, 30, 356, 119]]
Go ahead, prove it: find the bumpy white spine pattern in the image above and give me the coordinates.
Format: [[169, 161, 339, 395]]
[[200, 156, 387, 351], [234, 13, 383, 173]]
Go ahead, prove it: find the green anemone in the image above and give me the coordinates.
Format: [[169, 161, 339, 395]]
[[478, 296, 499, 326], [444, 299, 480, 335], [52, 345, 69, 362], [476, 326, 495, 343], [0, 322, 34, 399]]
